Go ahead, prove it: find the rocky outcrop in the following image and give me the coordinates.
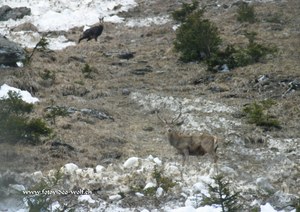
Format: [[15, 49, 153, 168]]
[[0, 5, 31, 21], [10, 22, 38, 32], [0, 36, 25, 67]]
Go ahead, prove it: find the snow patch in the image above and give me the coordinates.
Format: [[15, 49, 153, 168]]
[[260, 203, 277, 212], [1, 0, 137, 50], [0, 84, 39, 103], [126, 15, 170, 27]]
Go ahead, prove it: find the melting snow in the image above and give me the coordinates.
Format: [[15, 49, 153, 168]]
[[0, 84, 39, 103], [126, 15, 170, 27], [0, 0, 137, 50]]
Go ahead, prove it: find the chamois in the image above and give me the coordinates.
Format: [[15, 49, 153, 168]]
[[78, 17, 104, 43], [156, 108, 219, 164]]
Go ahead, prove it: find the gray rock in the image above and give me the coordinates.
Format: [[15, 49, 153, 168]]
[[118, 52, 135, 60], [268, 191, 299, 211], [130, 66, 153, 75], [8, 184, 25, 192], [0, 5, 31, 21], [256, 177, 275, 194], [122, 88, 131, 96], [219, 64, 229, 72], [0, 36, 25, 67], [80, 108, 114, 121], [11, 22, 38, 32]]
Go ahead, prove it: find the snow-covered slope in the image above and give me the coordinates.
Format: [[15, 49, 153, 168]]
[[0, 0, 137, 50]]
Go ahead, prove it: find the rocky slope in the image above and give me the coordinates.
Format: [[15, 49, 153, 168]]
[[0, 0, 299, 211]]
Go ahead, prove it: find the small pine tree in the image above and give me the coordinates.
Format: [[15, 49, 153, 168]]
[[25, 37, 49, 65], [201, 175, 241, 212], [173, 9, 221, 62], [243, 99, 281, 129], [0, 91, 52, 144]]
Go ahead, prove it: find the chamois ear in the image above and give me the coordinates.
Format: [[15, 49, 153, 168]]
[[99, 17, 104, 23]]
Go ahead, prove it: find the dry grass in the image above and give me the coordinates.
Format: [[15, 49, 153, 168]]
[[0, 0, 299, 174]]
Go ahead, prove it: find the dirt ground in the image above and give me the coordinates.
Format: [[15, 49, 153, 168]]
[[0, 0, 299, 177]]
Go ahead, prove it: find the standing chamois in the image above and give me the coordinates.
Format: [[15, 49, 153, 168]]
[[78, 17, 104, 43], [156, 107, 219, 165]]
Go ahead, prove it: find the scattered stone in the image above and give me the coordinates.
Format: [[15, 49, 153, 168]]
[[130, 66, 153, 75], [218, 64, 229, 72], [144, 182, 156, 190], [153, 157, 162, 166], [67, 56, 86, 63], [111, 61, 124, 66], [61, 163, 79, 175], [256, 74, 270, 83], [142, 126, 154, 131], [219, 166, 238, 177], [113, 4, 122, 11], [0, 5, 31, 21], [289, 80, 300, 90], [50, 201, 61, 211], [123, 157, 140, 169], [118, 52, 135, 60], [256, 177, 275, 194], [78, 195, 96, 204], [80, 108, 114, 121], [95, 165, 105, 173], [135, 192, 144, 197], [121, 88, 131, 96], [10, 22, 38, 32], [164, 164, 181, 178], [267, 191, 299, 211], [282, 80, 300, 96], [32, 171, 43, 182], [156, 187, 164, 198], [8, 184, 25, 192], [109, 194, 122, 201], [64, 106, 114, 121], [0, 36, 25, 67]]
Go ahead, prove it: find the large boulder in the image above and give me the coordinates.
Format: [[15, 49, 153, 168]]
[[0, 36, 25, 67], [0, 5, 31, 21]]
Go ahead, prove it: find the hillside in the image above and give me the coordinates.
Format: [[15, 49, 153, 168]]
[[0, 0, 299, 211]]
